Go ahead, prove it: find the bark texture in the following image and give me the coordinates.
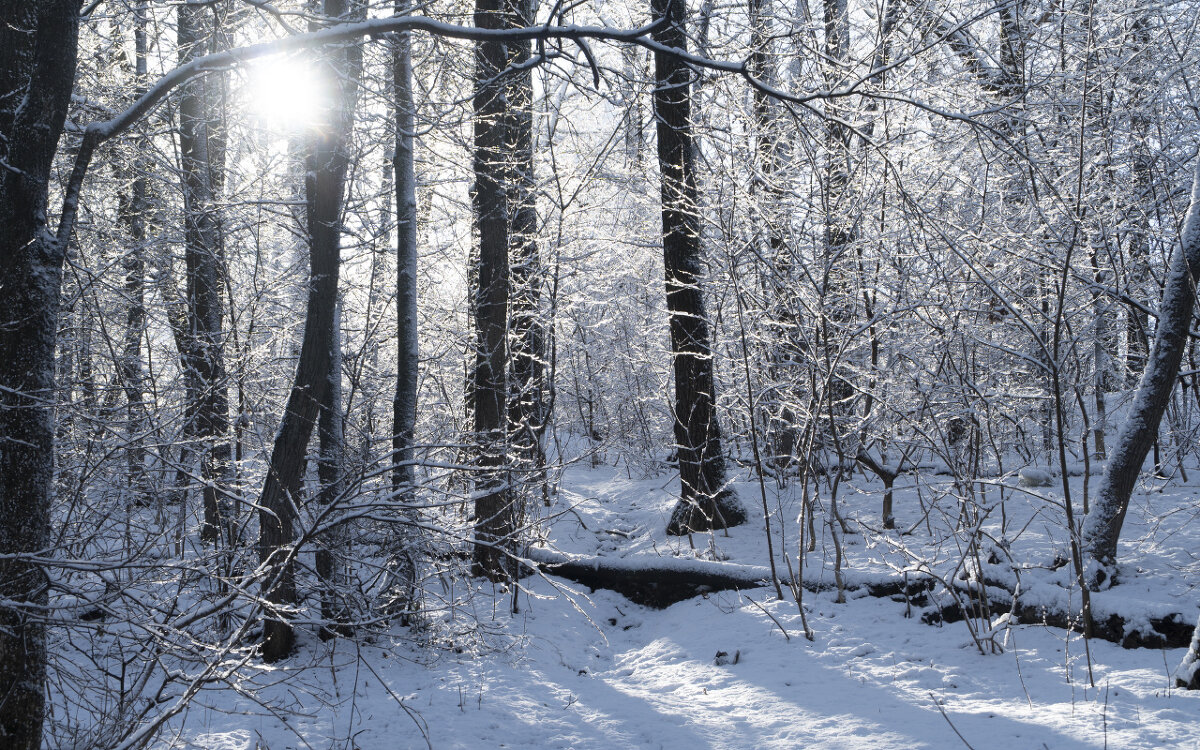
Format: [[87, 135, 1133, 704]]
[[116, 4, 152, 504], [177, 4, 234, 544], [258, 0, 363, 660], [506, 0, 549, 495], [316, 302, 349, 633], [0, 3, 82, 748], [472, 0, 516, 578], [391, 0, 422, 611], [652, 0, 747, 535]]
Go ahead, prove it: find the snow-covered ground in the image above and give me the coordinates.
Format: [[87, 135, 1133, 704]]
[[156, 462, 1200, 749]]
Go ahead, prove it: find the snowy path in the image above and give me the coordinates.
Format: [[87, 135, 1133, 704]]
[[167, 465, 1199, 749], [178, 582, 1197, 749]]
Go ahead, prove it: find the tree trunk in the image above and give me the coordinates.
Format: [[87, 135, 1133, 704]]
[[177, 3, 234, 545], [1176, 612, 1200, 689], [1081, 166, 1200, 587], [654, 0, 747, 536], [748, 0, 801, 477], [506, 0, 549, 501], [391, 0, 422, 615], [818, 0, 860, 468], [317, 301, 349, 635], [620, 46, 646, 168], [0, 4, 82, 747], [1091, 243, 1113, 461], [1125, 1, 1153, 383], [472, 0, 515, 578], [115, 3, 152, 505], [821, 0, 855, 311], [258, 0, 363, 661]]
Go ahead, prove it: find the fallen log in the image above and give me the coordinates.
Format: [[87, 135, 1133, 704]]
[[524, 549, 1192, 649], [526, 548, 780, 608], [925, 579, 1194, 649], [523, 549, 929, 608], [925, 597, 1192, 649]]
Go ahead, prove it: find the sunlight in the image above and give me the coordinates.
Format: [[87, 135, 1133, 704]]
[[245, 54, 327, 132]]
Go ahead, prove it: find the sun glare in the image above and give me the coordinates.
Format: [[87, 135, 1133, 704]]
[[245, 55, 327, 132]]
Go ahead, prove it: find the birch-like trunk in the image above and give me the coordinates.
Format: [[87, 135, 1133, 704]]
[[391, 0, 423, 612]]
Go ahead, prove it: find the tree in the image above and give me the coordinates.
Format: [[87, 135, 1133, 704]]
[[391, 0, 422, 615], [111, 4, 154, 506], [177, 2, 235, 545], [1081, 165, 1200, 586], [1123, 0, 1155, 383], [12, 0, 1200, 738], [471, 0, 516, 578], [654, 0, 748, 536], [258, 0, 365, 660], [316, 299, 349, 633], [506, 0, 550, 502], [1176, 612, 1200, 690], [0, 3, 83, 747], [746, 0, 802, 479]]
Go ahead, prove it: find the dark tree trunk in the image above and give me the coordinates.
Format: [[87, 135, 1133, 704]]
[[1125, 3, 1153, 383], [472, 0, 516, 579], [505, 0, 549, 497], [317, 301, 349, 635], [115, 3, 152, 505], [177, 4, 234, 545], [819, 0, 859, 460], [821, 0, 855, 289], [653, 0, 747, 535], [1082, 167, 1200, 587], [258, 0, 363, 661], [159, 256, 202, 509], [0, 3, 82, 748], [748, 0, 804, 476]]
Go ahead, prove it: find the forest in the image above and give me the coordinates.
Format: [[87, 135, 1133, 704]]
[[2, 0, 1200, 747]]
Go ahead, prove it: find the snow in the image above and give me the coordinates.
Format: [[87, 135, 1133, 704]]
[[1017, 466, 1054, 487], [128, 460, 1200, 749]]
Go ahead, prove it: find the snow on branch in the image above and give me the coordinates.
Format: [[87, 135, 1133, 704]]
[[56, 5, 950, 252]]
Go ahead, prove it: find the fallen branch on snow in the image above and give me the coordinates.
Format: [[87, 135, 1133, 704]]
[[524, 549, 1193, 649]]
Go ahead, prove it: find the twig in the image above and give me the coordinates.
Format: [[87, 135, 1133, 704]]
[[742, 593, 790, 642], [930, 693, 976, 750]]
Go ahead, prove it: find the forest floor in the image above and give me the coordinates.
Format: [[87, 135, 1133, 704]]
[[157, 459, 1199, 749]]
